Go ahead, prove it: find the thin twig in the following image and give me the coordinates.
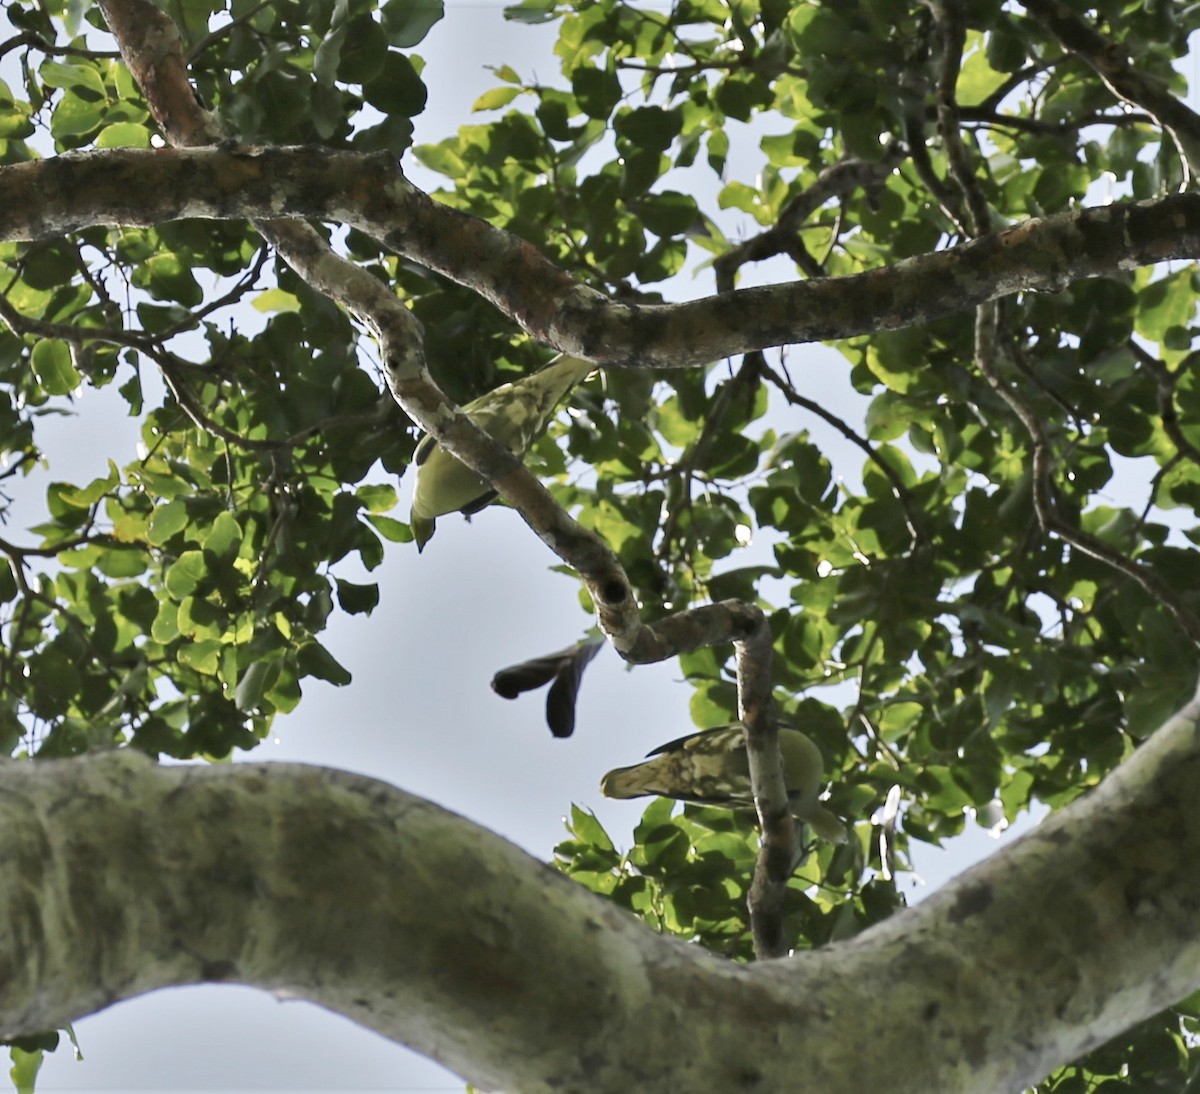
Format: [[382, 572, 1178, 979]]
[[760, 357, 924, 553], [923, 0, 992, 236], [958, 105, 1154, 136], [1023, 0, 1200, 183], [0, 30, 120, 62], [712, 147, 906, 289], [1128, 340, 1200, 467], [974, 303, 1200, 643]]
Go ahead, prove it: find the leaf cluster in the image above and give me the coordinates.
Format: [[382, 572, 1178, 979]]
[[555, 798, 900, 962]]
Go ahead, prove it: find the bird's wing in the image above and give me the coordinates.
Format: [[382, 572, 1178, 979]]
[[644, 724, 742, 758], [413, 430, 437, 467]]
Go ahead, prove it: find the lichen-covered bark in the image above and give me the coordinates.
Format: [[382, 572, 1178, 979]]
[[1, 685, 1199, 1094], [3, 148, 1200, 367]]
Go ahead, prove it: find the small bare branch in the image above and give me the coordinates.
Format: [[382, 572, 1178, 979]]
[[712, 147, 906, 289]]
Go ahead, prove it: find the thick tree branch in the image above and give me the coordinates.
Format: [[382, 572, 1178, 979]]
[[2, 686, 1200, 1094], [4, 146, 1200, 366]]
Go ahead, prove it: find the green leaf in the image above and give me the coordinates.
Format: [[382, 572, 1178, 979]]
[[50, 93, 105, 139], [986, 19, 1027, 72], [410, 142, 466, 177], [565, 804, 616, 853], [572, 65, 621, 120], [203, 512, 242, 560], [335, 17, 389, 84], [296, 640, 352, 685], [707, 129, 729, 175], [365, 513, 412, 542], [504, 0, 559, 24], [958, 34, 1009, 102], [147, 500, 190, 546], [356, 483, 397, 513], [235, 659, 279, 712], [335, 578, 380, 614], [152, 600, 181, 643], [473, 86, 522, 112], [363, 53, 428, 117], [253, 288, 301, 313], [0, 564, 16, 605], [313, 25, 347, 86], [382, 0, 444, 46], [0, 100, 34, 139], [178, 639, 223, 675], [614, 106, 682, 152], [164, 551, 207, 600], [56, 463, 119, 507], [714, 72, 768, 122], [95, 122, 150, 148], [133, 254, 203, 307], [1137, 273, 1195, 342], [26, 649, 81, 718], [39, 60, 106, 97], [30, 340, 80, 396]]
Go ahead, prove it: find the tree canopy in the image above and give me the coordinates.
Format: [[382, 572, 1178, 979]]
[[4, 0, 1200, 1090]]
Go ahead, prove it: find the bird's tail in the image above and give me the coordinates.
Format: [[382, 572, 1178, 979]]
[[529, 354, 594, 412], [600, 763, 655, 799], [798, 802, 847, 843]]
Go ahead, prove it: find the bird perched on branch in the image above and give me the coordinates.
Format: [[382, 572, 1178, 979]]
[[601, 724, 845, 842], [409, 353, 594, 550]]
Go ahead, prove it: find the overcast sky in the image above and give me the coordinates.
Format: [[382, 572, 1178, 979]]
[[3, 4, 1046, 1089]]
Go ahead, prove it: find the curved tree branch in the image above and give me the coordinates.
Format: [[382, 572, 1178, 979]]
[[3, 146, 1199, 366], [2, 686, 1200, 1094], [711, 146, 907, 290]]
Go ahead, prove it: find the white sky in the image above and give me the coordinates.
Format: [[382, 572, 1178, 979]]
[[3, 3, 1045, 1090]]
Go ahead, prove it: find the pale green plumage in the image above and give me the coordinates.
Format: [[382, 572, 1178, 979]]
[[601, 724, 845, 842], [410, 354, 594, 550]]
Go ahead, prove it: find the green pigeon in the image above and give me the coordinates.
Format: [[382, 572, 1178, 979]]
[[601, 724, 846, 842], [409, 354, 594, 550]]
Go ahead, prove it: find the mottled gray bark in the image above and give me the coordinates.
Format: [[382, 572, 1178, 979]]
[[1, 687, 1198, 1094], [4, 148, 1200, 368]]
